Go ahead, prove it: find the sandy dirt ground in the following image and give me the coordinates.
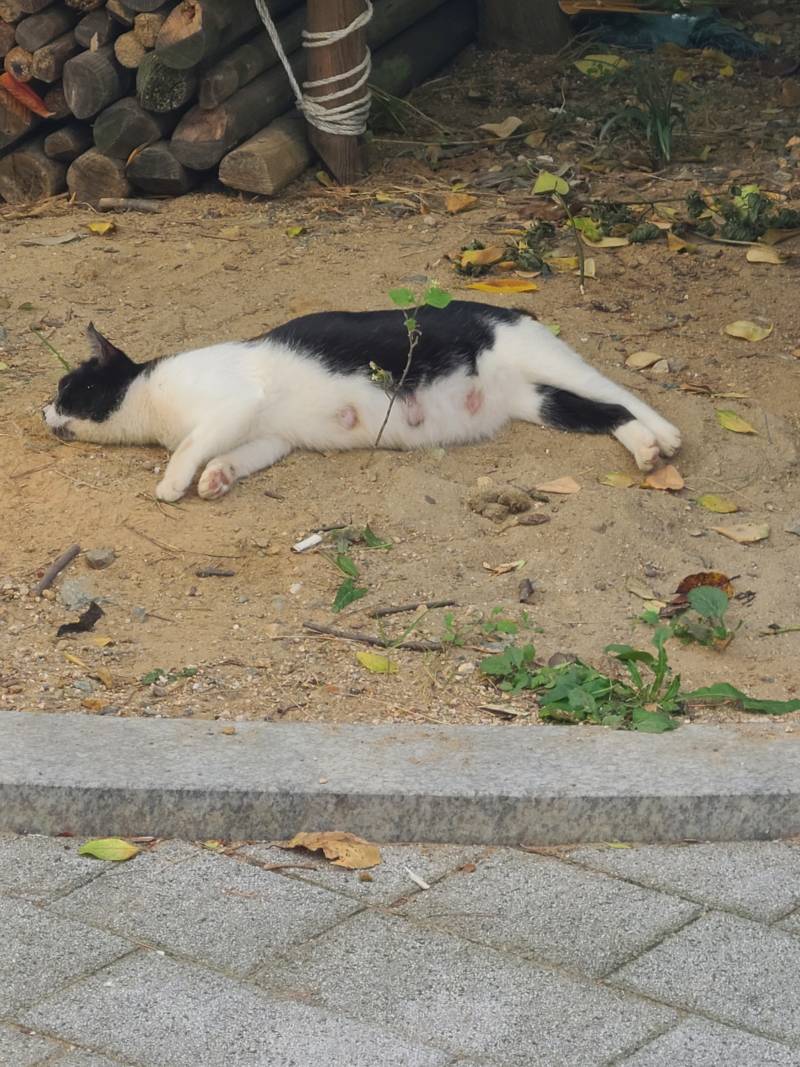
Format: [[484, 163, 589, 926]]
[[1, 14, 800, 729]]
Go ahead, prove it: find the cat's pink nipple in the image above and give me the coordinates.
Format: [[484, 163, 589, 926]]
[[339, 404, 358, 429], [465, 386, 483, 415]]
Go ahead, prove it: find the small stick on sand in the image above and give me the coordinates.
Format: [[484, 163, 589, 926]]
[[370, 599, 457, 619], [97, 197, 161, 212], [33, 542, 80, 595], [303, 621, 443, 653]]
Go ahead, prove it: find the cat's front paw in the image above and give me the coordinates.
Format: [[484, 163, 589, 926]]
[[155, 479, 185, 502], [198, 462, 235, 500]]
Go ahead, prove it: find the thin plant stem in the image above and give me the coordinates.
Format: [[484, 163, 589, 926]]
[[374, 315, 420, 449]]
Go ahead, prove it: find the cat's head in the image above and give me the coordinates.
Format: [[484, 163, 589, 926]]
[[43, 324, 141, 442]]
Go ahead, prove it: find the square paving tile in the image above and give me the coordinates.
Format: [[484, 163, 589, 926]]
[[20, 950, 450, 1067], [0, 833, 108, 899], [259, 909, 676, 1066], [0, 1022, 64, 1067], [52, 848, 362, 975], [570, 841, 800, 921], [618, 1018, 800, 1066], [399, 848, 698, 976], [0, 895, 132, 1015], [612, 911, 800, 1043]]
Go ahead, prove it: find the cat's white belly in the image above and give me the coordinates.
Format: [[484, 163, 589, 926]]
[[268, 365, 514, 453]]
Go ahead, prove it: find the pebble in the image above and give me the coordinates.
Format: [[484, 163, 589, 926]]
[[131, 606, 148, 622], [59, 577, 95, 612], [785, 518, 800, 536], [72, 678, 96, 694], [85, 548, 116, 570]]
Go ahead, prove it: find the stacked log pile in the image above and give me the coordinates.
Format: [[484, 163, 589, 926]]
[[0, 0, 477, 204]]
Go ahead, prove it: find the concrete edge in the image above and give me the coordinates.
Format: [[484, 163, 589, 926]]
[[2, 711, 799, 844]]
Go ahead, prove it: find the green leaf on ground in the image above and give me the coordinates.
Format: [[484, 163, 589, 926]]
[[78, 838, 140, 862], [682, 682, 800, 715], [332, 578, 367, 613]]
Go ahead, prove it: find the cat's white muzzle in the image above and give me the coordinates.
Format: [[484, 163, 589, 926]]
[[42, 403, 76, 441]]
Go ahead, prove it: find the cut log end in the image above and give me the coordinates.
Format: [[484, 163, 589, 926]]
[[67, 146, 131, 204], [0, 138, 65, 203]]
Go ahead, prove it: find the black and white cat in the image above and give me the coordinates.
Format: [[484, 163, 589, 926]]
[[43, 302, 681, 502]]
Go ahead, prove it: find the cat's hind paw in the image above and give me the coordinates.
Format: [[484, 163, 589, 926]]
[[613, 420, 662, 472], [198, 461, 235, 500]]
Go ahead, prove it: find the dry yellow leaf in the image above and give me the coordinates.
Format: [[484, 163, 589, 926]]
[[642, 465, 684, 491], [763, 227, 800, 245], [89, 636, 114, 647], [445, 192, 478, 214], [544, 255, 579, 272], [666, 232, 696, 253], [746, 245, 785, 265], [278, 831, 381, 870], [86, 220, 115, 236], [63, 652, 89, 669], [583, 235, 629, 248], [716, 409, 757, 434], [467, 279, 538, 294], [460, 246, 504, 269], [91, 668, 114, 689], [625, 351, 662, 369], [478, 116, 522, 139], [574, 54, 628, 77], [724, 320, 773, 342], [626, 577, 657, 600], [599, 472, 636, 488], [535, 476, 581, 494], [697, 494, 738, 514], [712, 523, 770, 544], [524, 130, 546, 148], [355, 651, 397, 674]]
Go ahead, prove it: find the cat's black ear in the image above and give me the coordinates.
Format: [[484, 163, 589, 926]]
[[86, 323, 133, 366]]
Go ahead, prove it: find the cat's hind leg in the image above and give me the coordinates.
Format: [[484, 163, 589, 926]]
[[510, 386, 666, 471], [197, 436, 293, 500]]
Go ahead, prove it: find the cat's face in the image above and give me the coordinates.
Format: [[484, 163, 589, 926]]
[[43, 325, 140, 442]]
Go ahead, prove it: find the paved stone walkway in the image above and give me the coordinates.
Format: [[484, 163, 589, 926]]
[[3, 834, 800, 1066]]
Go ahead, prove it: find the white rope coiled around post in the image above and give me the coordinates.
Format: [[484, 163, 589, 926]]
[[254, 0, 373, 137]]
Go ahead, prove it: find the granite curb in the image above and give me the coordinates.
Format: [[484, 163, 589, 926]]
[[2, 711, 799, 843]]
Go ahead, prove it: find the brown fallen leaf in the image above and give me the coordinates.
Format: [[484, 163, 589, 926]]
[[535, 476, 580, 494], [277, 831, 381, 870], [625, 351, 662, 369], [642, 465, 684, 491], [478, 116, 523, 139], [712, 523, 770, 544], [482, 559, 526, 576], [675, 571, 734, 597], [446, 192, 478, 214]]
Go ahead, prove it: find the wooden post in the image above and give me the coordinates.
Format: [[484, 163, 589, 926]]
[[479, 0, 571, 54], [304, 0, 366, 184]]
